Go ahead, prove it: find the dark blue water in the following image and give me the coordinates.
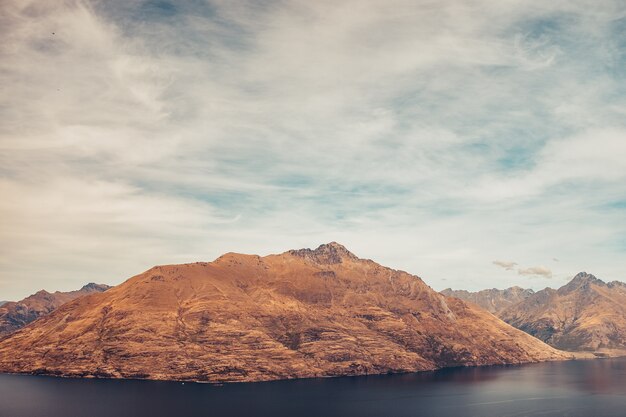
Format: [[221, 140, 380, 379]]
[[1, 358, 625, 417]]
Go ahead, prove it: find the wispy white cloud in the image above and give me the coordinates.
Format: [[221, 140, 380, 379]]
[[518, 266, 553, 278], [1, 0, 626, 298], [493, 260, 518, 271]]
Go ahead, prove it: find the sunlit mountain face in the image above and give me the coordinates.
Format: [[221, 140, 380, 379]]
[[0, 243, 565, 383]]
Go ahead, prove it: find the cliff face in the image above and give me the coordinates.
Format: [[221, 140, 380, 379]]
[[0, 243, 566, 383], [441, 286, 535, 314], [0, 283, 110, 338], [499, 273, 626, 352]]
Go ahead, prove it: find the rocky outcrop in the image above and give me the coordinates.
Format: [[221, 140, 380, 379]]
[[499, 273, 626, 351], [441, 286, 535, 314], [0, 243, 566, 383], [0, 283, 110, 338]]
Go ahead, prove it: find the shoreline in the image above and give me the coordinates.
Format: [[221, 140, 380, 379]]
[[2, 353, 620, 385]]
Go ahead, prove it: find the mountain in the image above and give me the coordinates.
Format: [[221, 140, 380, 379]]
[[0, 243, 566, 383], [499, 272, 626, 352], [0, 283, 111, 338], [441, 286, 535, 315], [0, 301, 7, 307]]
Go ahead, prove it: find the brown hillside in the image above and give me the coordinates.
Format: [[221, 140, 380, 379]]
[[0, 243, 566, 383], [500, 272, 626, 352]]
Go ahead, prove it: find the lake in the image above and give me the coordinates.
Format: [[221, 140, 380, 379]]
[[1, 358, 625, 417]]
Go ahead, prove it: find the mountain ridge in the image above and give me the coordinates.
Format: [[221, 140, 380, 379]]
[[0, 243, 566, 383], [441, 286, 535, 314], [500, 272, 626, 352], [443, 272, 626, 353]]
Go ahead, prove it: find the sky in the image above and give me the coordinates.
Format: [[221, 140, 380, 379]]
[[1, 0, 626, 300]]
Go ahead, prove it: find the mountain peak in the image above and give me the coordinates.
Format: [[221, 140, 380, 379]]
[[559, 272, 603, 294], [573, 271, 596, 280], [80, 283, 111, 292], [288, 242, 359, 264], [570, 272, 602, 285]]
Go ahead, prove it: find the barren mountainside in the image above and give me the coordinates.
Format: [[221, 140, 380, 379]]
[[0, 283, 110, 338], [441, 286, 535, 314], [499, 272, 626, 352], [0, 243, 566, 383]]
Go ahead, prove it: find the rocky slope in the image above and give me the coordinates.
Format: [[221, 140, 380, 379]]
[[0, 283, 110, 338], [441, 286, 535, 315], [499, 272, 626, 352], [0, 243, 567, 383]]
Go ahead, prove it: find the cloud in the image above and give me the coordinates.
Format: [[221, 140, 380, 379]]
[[493, 260, 518, 271], [1, 0, 626, 298], [518, 266, 553, 278]]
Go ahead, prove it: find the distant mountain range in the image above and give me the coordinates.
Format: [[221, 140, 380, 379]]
[[442, 272, 626, 353], [0, 243, 565, 383], [441, 286, 535, 315], [0, 283, 110, 338]]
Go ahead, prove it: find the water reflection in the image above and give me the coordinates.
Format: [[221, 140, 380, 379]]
[[514, 359, 626, 395]]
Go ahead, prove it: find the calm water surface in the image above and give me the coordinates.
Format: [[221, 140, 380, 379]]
[[1, 358, 625, 417]]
